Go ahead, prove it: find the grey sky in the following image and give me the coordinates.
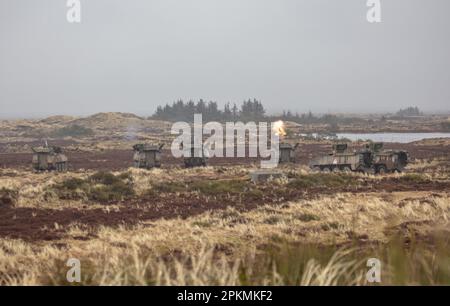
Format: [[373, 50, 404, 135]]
[[1, 0, 449, 118]]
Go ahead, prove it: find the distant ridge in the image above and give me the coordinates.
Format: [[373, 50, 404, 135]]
[[68, 112, 169, 131], [38, 115, 75, 125]]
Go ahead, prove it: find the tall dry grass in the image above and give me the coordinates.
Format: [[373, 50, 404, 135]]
[[1, 235, 448, 285], [0, 191, 448, 285]]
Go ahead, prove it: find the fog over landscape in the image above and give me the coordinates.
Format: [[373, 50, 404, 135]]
[[1, 0, 450, 118]]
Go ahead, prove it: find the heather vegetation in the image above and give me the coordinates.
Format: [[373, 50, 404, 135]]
[[51, 124, 94, 137], [0, 191, 449, 285], [53, 171, 134, 202], [0, 149, 449, 286]]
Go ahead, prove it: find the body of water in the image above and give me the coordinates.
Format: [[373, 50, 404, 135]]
[[336, 133, 450, 143]]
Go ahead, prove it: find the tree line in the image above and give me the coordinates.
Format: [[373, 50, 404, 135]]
[[152, 100, 425, 131], [152, 99, 266, 122], [396, 107, 422, 117], [151, 99, 363, 129], [151, 99, 333, 123]]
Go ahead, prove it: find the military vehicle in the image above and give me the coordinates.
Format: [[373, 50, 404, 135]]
[[279, 143, 299, 163], [309, 143, 370, 173], [370, 143, 409, 174], [133, 143, 164, 169], [309, 143, 408, 174], [184, 146, 208, 168], [32, 146, 68, 172]]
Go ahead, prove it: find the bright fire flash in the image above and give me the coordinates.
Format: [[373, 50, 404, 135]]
[[273, 120, 286, 137]]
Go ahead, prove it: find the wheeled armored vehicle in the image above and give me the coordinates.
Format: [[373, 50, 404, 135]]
[[309, 143, 408, 174]]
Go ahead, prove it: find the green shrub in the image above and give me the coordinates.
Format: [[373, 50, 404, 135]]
[[264, 215, 282, 225], [191, 220, 216, 228], [151, 179, 250, 196], [288, 173, 356, 189], [321, 222, 340, 231], [245, 188, 264, 200], [89, 185, 130, 202], [60, 178, 88, 190], [52, 125, 94, 137], [0, 188, 18, 207], [90, 171, 121, 185], [152, 182, 187, 193], [400, 174, 429, 184], [54, 171, 134, 203], [295, 213, 320, 222], [117, 171, 133, 181], [190, 179, 247, 195], [55, 178, 90, 200]]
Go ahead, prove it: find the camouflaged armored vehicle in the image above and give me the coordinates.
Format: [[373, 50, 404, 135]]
[[279, 143, 299, 163], [184, 146, 208, 168], [309, 143, 371, 173], [32, 146, 68, 172], [369, 143, 409, 174], [309, 143, 408, 174], [133, 144, 164, 169]]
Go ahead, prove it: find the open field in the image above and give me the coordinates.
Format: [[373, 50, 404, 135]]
[[0, 160, 449, 284], [0, 114, 449, 285], [1, 166, 449, 240], [1, 140, 450, 171]]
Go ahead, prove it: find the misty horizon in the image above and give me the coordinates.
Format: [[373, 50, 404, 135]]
[[2, 106, 449, 121]]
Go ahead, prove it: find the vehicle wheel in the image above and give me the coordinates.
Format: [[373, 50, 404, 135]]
[[332, 167, 340, 173], [378, 166, 387, 175], [356, 166, 366, 174], [322, 167, 331, 173], [393, 168, 402, 174], [312, 167, 321, 173], [343, 167, 352, 173]]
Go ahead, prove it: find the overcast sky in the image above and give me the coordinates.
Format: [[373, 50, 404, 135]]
[[1, 0, 449, 118]]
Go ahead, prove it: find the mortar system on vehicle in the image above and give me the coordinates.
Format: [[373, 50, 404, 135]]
[[279, 143, 299, 163], [184, 146, 208, 168], [32, 146, 68, 172], [133, 143, 164, 169], [182, 135, 208, 168]]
